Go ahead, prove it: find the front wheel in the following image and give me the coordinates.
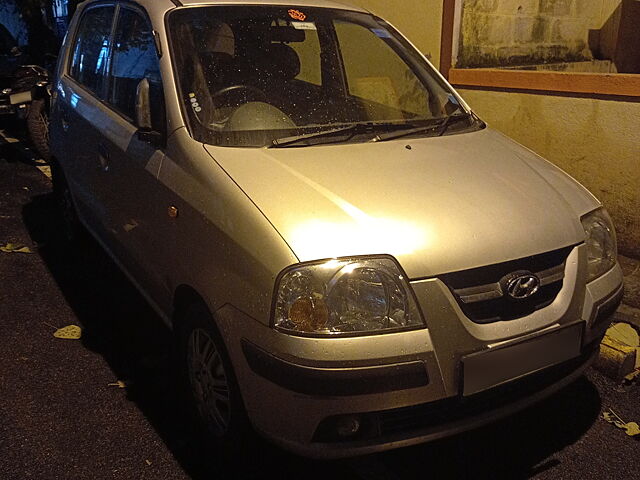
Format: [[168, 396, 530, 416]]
[[27, 98, 50, 161], [176, 302, 252, 454]]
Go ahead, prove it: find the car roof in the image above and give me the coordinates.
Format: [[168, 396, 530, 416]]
[[97, 0, 367, 14]]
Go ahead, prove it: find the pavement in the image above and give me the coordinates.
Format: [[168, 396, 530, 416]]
[[1, 124, 639, 480]]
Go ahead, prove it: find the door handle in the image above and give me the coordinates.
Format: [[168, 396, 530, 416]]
[[60, 109, 70, 132], [98, 142, 110, 172]]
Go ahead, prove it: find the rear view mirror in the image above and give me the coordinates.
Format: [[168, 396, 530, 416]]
[[135, 78, 163, 146], [269, 26, 305, 43]]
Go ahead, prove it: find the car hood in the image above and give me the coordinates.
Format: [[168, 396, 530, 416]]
[[204, 127, 598, 278]]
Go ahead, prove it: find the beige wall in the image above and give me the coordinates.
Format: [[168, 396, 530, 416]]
[[349, 0, 444, 67], [458, 88, 640, 257]]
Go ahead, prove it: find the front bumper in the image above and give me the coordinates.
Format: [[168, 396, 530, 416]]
[[215, 245, 623, 458], [281, 340, 599, 457]]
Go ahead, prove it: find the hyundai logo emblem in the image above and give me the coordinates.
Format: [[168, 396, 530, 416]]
[[502, 271, 540, 299]]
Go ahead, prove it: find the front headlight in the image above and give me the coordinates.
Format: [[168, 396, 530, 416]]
[[581, 208, 617, 282], [273, 256, 424, 336]]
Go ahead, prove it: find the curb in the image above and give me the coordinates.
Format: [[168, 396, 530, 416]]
[[594, 254, 640, 381]]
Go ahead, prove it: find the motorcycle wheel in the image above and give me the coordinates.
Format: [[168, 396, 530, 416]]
[[27, 98, 50, 161]]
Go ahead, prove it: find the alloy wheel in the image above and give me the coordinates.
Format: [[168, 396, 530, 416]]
[[187, 327, 231, 436]]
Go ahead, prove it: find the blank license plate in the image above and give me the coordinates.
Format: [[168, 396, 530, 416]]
[[462, 322, 583, 396]]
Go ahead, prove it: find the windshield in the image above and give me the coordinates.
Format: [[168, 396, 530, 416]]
[[168, 6, 479, 147]]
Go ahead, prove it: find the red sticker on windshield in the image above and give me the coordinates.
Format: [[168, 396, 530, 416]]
[[288, 9, 306, 21]]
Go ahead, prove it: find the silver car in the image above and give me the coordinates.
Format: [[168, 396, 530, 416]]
[[50, 0, 623, 458]]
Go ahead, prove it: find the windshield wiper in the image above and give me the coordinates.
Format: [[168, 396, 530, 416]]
[[270, 125, 360, 148], [371, 113, 472, 142], [437, 112, 472, 136], [269, 122, 424, 148]]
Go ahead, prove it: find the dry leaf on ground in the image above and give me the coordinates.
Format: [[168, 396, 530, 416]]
[[603, 408, 640, 437], [53, 325, 82, 339], [108, 380, 132, 388], [624, 368, 640, 382], [624, 422, 640, 436], [0, 243, 33, 254]]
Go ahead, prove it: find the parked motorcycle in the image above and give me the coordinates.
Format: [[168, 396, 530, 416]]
[[0, 63, 52, 160], [0, 20, 54, 161]]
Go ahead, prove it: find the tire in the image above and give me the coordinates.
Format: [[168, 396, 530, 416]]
[[176, 302, 252, 456], [27, 98, 50, 161], [50, 160, 85, 244]]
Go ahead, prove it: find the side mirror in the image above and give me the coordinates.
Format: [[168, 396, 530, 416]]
[[135, 78, 163, 146], [10, 46, 22, 57]]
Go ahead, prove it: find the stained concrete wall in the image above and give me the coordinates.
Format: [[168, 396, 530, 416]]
[[458, 88, 640, 258], [348, 0, 443, 67], [458, 0, 623, 67]]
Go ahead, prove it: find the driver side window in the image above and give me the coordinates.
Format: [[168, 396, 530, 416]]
[[108, 7, 164, 131], [70, 6, 114, 97]]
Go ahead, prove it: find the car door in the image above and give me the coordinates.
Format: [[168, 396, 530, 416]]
[[55, 4, 116, 237], [97, 4, 168, 304]]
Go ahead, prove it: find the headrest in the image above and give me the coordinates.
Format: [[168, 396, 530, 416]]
[[203, 22, 234, 55], [201, 51, 234, 69], [267, 43, 301, 80], [232, 42, 301, 83]]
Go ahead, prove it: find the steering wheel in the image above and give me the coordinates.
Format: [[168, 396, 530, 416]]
[[211, 84, 268, 105]]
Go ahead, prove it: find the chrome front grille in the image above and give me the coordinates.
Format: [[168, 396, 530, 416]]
[[440, 246, 574, 323]]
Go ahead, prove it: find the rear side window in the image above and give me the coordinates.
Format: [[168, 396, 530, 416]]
[[69, 6, 115, 96], [109, 7, 163, 126]]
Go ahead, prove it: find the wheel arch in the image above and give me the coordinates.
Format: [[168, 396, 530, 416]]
[[172, 284, 213, 330], [173, 284, 253, 449]]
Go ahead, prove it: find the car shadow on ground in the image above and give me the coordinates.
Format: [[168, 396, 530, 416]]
[[378, 372, 601, 479], [22, 190, 603, 480]]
